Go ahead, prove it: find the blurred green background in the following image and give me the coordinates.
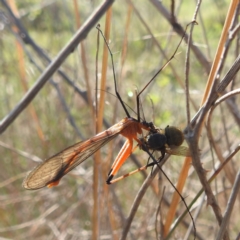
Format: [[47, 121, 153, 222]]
[[0, 0, 239, 239]]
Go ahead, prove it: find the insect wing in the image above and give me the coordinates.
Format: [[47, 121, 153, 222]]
[[23, 136, 117, 190], [23, 121, 127, 190], [166, 145, 191, 157]]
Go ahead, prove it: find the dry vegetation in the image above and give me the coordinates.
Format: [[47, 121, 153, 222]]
[[0, 0, 240, 239]]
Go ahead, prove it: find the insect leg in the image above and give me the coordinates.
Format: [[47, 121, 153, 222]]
[[107, 139, 129, 176], [143, 146, 196, 237], [108, 165, 148, 184], [106, 138, 133, 184]]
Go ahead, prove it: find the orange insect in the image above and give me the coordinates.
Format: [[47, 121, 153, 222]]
[[22, 24, 196, 240], [23, 117, 153, 189], [23, 25, 188, 190], [23, 26, 156, 190]]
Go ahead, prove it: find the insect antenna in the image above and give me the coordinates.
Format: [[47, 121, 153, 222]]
[[96, 25, 131, 118], [149, 97, 155, 124], [136, 21, 196, 122], [135, 88, 146, 123], [96, 88, 138, 118]]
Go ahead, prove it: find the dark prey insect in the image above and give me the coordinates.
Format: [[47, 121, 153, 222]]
[[109, 125, 191, 184], [144, 125, 190, 164]]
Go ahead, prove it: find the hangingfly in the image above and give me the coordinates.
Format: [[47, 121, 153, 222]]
[[23, 23, 191, 190], [23, 118, 153, 190], [22, 22, 197, 239]]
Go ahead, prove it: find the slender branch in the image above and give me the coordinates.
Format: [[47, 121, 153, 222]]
[[0, 0, 115, 134], [215, 170, 240, 240]]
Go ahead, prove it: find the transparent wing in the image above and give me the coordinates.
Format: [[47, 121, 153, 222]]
[[23, 120, 130, 190], [23, 135, 117, 190], [166, 145, 191, 157]]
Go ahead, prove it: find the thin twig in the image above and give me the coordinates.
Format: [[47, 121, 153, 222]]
[[0, 0, 115, 134], [215, 170, 240, 240]]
